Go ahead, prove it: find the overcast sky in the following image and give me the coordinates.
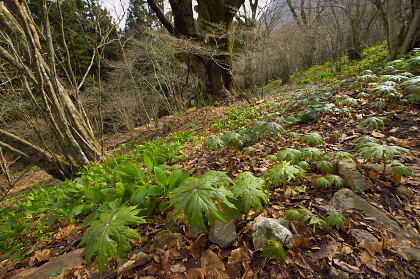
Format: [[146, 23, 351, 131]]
[[100, 0, 272, 28]]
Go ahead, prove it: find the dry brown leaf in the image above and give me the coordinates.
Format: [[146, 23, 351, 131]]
[[170, 263, 187, 273], [372, 131, 386, 138], [287, 235, 311, 249], [359, 240, 383, 256], [201, 249, 229, 279], [185, 268, 207, 279], [342, 246, 353, 255], [359, 250, 372, 264], [389, 127, 399, 133], [228, 247, 251, 266]]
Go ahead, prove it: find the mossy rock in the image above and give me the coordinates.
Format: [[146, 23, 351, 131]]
[[152, 230, 183, 249]]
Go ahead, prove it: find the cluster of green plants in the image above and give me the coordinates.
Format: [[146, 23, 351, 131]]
[[211, 105, 257, 131], [0, 135, 271, 272], [260, 207, 347, 265], [204, 119, 285, 151], [285, 206, 346, 232]]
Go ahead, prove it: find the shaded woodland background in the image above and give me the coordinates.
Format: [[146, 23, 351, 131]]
[[0, 0, 418, 181]]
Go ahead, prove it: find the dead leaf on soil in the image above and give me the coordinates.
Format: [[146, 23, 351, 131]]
[[360, 250, 372, 264], [359, 239, 383, 257], [170, 263, 187, 273], [372, 131, 386, 138], [200, 249, 229, 279], [185, 268, 206, 279], [287, 235, 311, 249]]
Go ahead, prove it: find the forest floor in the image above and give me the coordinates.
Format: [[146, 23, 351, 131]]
[[2, 51, 420, 278]]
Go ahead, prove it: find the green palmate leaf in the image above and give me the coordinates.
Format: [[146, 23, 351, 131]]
[[261, 240, 286, 265], [230, 172, 268, 215], [360, 117, 385, 131], [371, 85, 397, 96], [370, 100, 387, 109], [324, 174, 346, 188], [203, 136, 225, 151], [358, 142, 411, 161], [221, 131, 243, 149], [303, 215, 328, 232], [302, 132, 324, 146], [200, 171, 232, 187], [265, 161, 305, 187], [169, 173, 237, 232], [391, 163, 413, 178], [316, 160, 333, 173], [314, 177, 332, 188], [325, 211, 346, 230], [329, 151, 355, 160], [259, 122, 284, 138], [80, 204, 146, 273], [300, 147, 324, 161], [265, 155, 278, 162], [407, 94, 420, 103], [277, 148, 302, 164], [296, 160, 310, 170], [284, 209, 303, 221], [239, 128, 258, 144], [353, 136, 380, 147]]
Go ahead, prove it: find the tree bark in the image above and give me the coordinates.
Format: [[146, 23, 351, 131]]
[[147, 0, 245, 104]]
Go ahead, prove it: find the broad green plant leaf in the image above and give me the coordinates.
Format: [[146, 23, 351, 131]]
[[391, 163, 413, 178], [80, 204, 146, 273], [302, 133, 324, 146], [358, 142, 411, 161], [284, 209, 303, 221], [203, 136, 225, 151], [316, 160, 333, 173], [221, 131, 243, 149], [169, 173, 237, 232], [314, 177, 332, 188], [261, 240, 286, 265], [325, 211, 346, 230], [230, 172, 268, 215], [300, 147, 324, 161], [360, 117, 384, 131], [277, 148, 302, 164], [324, 174, 346, 188], [265, 161, 305, 187]]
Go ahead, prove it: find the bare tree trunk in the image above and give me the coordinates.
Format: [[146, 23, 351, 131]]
[[0, 0, 102, 179]]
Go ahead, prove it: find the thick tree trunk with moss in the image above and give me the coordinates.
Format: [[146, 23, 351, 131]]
[[147, 0, 244, 103]]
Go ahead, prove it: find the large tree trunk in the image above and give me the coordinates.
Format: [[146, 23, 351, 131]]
[[147, 0, 245, 104], [371, 0, 418, 59], [0, 0, 102, 179]]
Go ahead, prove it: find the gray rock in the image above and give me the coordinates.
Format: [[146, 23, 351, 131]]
[[403, 85, 420, 97], [209, 217, 237, 249], [11, 249, 84, 279], [252, 216, 293, 250], [338, 158, 371, 192], [330, 189, 420, 261], [362, 163, 391, 175], [329, 266, 350, 279], [351, 229, 379, 243]]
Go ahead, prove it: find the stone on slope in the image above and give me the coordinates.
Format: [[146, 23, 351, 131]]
[[209, 217, 237, 249], [338, 158, 371, 192], [252, 216, 293, 250], [330, 189, 420, 261], [11, 249, 84, 279]]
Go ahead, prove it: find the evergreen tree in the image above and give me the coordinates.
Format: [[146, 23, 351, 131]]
[[125, 0, 164, 34]]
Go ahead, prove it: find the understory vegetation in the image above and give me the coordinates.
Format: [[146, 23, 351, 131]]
[[1, 43, 419, 275]]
